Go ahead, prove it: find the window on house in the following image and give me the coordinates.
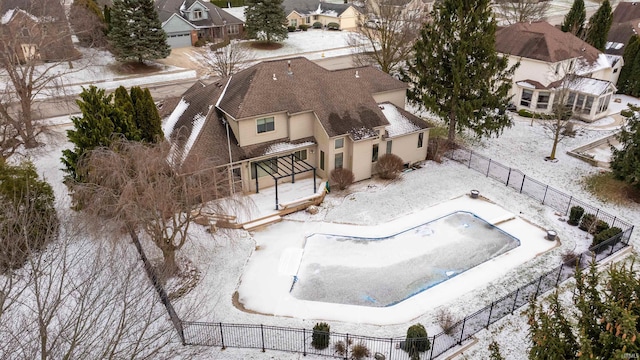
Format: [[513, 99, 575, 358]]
[[372, 143, 379, 162], [251, 158, 278, 179], [41, 24, 48, 35], [520, 89, 533, 107], [417, 132, 424, 148], [313, 15, 319, 20], [335, 138, 344, 149], [256, 117, 275, 134], [386, 140, 392, 154], [335, 153, 343, 169], [193, 9, 203, 20], [536, 92, 550, 110], [566, 92, 576, 109], [293, 149, 307, 161], [21, 27, 29, 37], [227, 24, 240, 34], [306, 17, 311, 24], [583, 96, 594, 114], [290, 19, 297, 27], [320, 151, 325, 170], [597, 94, 611, 113], [576, 94, 585, 109]]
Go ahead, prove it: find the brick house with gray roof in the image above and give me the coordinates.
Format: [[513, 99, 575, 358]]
[[0, 0, 79, 63], [496, 21, 622, 122], [163, 57, 429, 194]]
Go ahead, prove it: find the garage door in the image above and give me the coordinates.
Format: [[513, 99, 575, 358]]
[[167, 33, 192, 48]]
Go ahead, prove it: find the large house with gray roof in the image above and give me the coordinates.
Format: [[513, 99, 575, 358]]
[[162, 57, 429, 193], [496, 21, 622, 122], [283, 0, 362, 30], [156, 0, 244, 48]]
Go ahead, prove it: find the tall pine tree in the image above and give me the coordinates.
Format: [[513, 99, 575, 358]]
[[108, 0, 170, 63], [244, 0, 288, 44], [610, 105, 640, 189], [62, 86, 119, 183], [405, 0, 516, 142], [131, 87, 163, 143], [618, 36, 640, 96], [585, 0, 612, 51], [113, 86, 141, 141], [561, 0, 586, 37]]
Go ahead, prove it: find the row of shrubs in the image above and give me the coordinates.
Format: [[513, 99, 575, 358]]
[[312, 322, 430, 359], [287, 22, 340, 32], [329, 154, 405, 191], [568, 206, 622, 247]]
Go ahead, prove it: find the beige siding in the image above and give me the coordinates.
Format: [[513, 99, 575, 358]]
[[388, 130, 428, 165], [338, 7, 359, 30], [351, 140, 374, 181], [373, 89, 406, 108], [289, 112, 315, 140], [236, 112, 288, 147]]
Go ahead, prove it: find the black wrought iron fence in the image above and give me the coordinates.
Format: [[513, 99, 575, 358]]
[[151, 147, 635, 359]]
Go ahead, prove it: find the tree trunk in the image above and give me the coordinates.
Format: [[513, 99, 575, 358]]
[[549, 118, 562, 160], [160, 246, 179, 276], [448, 111, 457, 143]]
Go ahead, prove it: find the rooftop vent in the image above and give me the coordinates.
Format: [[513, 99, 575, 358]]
[[273, 73, 277, 80], [355, 70, 360, 78], [287, 60, 293, 75]]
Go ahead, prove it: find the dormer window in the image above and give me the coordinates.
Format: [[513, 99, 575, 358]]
[[21, 27, 29, 37], [193, 9, 203, 20]]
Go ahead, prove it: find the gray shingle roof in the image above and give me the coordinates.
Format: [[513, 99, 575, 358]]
[[217, 57, 407, 138], [496, 21, 600, 64], [156, 0, 243, 27]]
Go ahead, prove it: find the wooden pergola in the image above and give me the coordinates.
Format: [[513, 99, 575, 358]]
[[253, 153, 317, 210]]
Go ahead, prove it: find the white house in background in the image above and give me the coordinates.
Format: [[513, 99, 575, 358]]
[[495, 21, 623, 122], [162, 57, 429, 194]]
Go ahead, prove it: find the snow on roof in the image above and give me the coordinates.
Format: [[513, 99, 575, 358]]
[[349, 127, 378, 141], [577, 54, 612, 76], [263, 141, 315, 156], [516, 81, 537, 89], [380, 104, 421, 137], [562, 77, 613, 96], [162, 98, 189, 138], [1, 9, 15, 24], [181, 110, 209, 163]]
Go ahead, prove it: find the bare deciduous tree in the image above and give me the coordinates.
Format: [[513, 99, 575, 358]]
[[72, 139, 248, 275], [348, 0, 427, 74], [0, 1, 85, 160], [0, 209, 202, 359], [197, 40, 255, 78], [492, 0, 550, 25]]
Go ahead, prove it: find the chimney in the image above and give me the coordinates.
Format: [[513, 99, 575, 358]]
[[287, 60, 293, 75], [355, 70, 360, 78], [273, 73, 277, 80]]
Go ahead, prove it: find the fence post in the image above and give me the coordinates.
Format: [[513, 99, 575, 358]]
[[556, 263, 564, 287], [565, 196, 573, 215], [303, 328, 307, 356], [520, 175, 526, 193], [506, 168, 511, 186], [468, 150, 473, 168], [511, 288, 520, 313], [486, 302, 495, 328], [261, 324, 265, 352], [389, 338, 393, 360], [429, 335, 436, 360], [219, 323, 225, 349], [533, 275, 544, 300], [345, 334, 349, 360], [486, 159, 491, 177], [542, 185, 548, 204], [458, 318, 467, 345]]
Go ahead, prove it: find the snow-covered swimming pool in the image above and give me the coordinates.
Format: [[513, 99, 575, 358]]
[[290, 211, 520, 307]]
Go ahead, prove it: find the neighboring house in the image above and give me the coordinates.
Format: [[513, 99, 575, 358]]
[[605, 1, 640, 56], [283, 0, 362, 30], [496, 22, 622, 122], [163, 57, 429, 195], [156, 0, 244, 48], [0, 0, 79, 63]]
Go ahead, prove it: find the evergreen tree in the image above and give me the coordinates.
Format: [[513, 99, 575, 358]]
[[108, 0, 170, 63], [528, 260, 640, 359], [131, 87, 163, 143], [585, 0, 612, 51], [62, 86, 117, 183], [610, 105, 640, 189], [404, 0, 516, 142], [617, 35, 640, 95], [561, 0, 586, 37], [104, 5, 112, 33], [244, 0, 288, 44], [113, 86, 141, 141], [0, 160, 57, 271]]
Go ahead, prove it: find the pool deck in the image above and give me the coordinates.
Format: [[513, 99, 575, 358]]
[[235, 195, 557, 325]]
